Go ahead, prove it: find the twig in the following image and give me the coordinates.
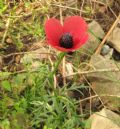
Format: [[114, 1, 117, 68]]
[[51, 3, 87, 13], [89, 0, 93, 15], [82, 75, 105, 108], [30, 38, 45, 50], [79, 94, 120, 103], [54, 1, 77, 18], [2, 17, 10, 44], [95, 13, 120, 54], [65, 68, 119, 77], [89, 87, 92, 115], [80, 0, 85, 16], [59, 2, 63, 25], [91, 0, 106, 5], [62, 57, 66, 85], [79, 101, 84, 121], [108, 6, 117, 18], [2, 51, 53, 58]]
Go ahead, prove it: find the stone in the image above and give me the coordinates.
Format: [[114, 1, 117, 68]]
[[81, 20, 105, 56], [86, 54, 120, 111], [100, 44, 111, 56], [90, 108, 120, 129], [108, 27, 120, 53]]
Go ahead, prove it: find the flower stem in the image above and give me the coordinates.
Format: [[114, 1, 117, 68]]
[[49, 52, 66, 86]]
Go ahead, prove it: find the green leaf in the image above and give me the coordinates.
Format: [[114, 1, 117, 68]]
[[0, 119, 10, 129], [0, 72, 11, 78], [43, 125, 52, 129], [84, 119, 92, 129], [2, 80, 11, 92]]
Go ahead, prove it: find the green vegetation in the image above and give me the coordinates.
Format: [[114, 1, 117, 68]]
[[0, 1, 89, 128]]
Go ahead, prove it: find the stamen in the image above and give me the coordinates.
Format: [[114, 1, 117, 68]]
[[59, 33, 73, 49]]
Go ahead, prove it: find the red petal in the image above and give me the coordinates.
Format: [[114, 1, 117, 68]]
[[45, 18, 63, 46], [73, 34, 88, 50], [63, 16, 88, 45], [54, 46, 75, 52]]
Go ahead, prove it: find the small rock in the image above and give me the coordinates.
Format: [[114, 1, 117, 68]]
[[100, 44, 110, 56], [20, 48, 48, 69], [86, 54, 120, 111], [6, 38, 13, 44], [88, 20, 105, 39], [107, 27, 120, 53], [21, 50, 48, 65], [81, 20, 105, 56]]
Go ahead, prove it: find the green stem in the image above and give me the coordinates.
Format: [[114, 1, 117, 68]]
[[49, 52, 66, 86]]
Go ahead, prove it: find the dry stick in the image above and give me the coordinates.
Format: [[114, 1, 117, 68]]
[[79, 101, 84, 121], [30, 38, 45, 50], [75, 0, 78, 14], [92, 0, 118, 23], [80, 0, 85, 16], [89, 87, 92, 115], [2, 51, 53, 58], [82, 76, 105, 108], [62, 55, 66, 85], [108, 6, 117, 18], [89, 0, 93, 14], [80, 95, 98, 102], [95, 13, 120, 54], [51, 3, 87, 13], [91, 0, 106, 5], [54, 1, 77, 18], [65, 68, 119, 77], [79, 94, 120, 103], [104, 0, 117, 18], [2, 17, 10, 44], [59, 1, 66, 85]]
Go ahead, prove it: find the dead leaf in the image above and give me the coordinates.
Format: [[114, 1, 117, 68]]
[[66, 63, 74, 79]]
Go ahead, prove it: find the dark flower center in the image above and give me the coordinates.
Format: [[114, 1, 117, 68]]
[[59, 33, 73, 48]]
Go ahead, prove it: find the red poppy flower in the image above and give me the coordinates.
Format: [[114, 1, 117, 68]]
[[45, 16, 88, 52]]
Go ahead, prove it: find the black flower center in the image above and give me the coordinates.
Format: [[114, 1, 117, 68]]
[[59, 33, 73, 49]]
